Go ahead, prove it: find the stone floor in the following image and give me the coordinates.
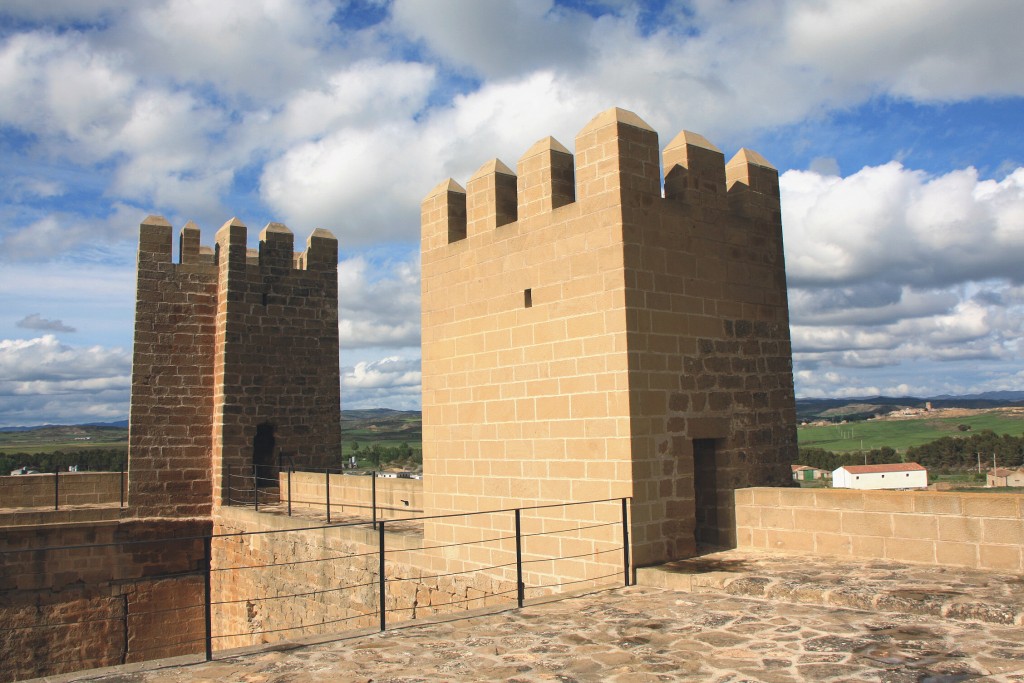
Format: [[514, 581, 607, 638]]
[[638, 549, 1024, 627], [37, 549, 1024, 683]]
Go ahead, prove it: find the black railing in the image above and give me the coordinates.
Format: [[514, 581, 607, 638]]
[[225, 466, 424, 523], [0, 497, 632, 679]]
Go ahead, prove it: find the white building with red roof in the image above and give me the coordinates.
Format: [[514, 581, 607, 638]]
[[832, 463, 928, 490]]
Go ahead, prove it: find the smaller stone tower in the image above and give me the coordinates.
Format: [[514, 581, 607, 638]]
[[128, 216, 340, 518]]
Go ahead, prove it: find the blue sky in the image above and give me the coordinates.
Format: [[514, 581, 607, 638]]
[[0, 0, 1022, 426]]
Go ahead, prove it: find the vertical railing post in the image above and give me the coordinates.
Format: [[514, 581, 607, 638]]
[[287, 467, 292, 516], [227, 466, 233, 506], [371, 472, 377, 530], [54, 466, 59, 510], [203, 534, 213, 661], [253, 465, 259, 512], [119, 463, 125, 508], [515, 508, 524, 608], [325, 468, 331, 524], [621, 497, 631, 587], [378, 520, 386, 632]]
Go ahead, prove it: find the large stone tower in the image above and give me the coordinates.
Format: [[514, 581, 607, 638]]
[[128, 216, 340, 518], [420, 108, 796, 566]]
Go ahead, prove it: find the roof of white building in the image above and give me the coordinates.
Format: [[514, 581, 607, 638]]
[[835, 463, 926, 474]]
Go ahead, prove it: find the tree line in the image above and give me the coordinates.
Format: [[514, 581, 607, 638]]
[[1, 449, 127, 475], [352, 442, 422, 471], [798, 431, 1024, 473]]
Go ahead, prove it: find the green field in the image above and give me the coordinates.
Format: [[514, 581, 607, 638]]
[[798, 410, 1024, 453], [0, 427, 128, 455]]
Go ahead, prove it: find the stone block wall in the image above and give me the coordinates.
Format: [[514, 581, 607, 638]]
[[0, 471, 123, 509], [282, 471, 424, 519], [0, 517, 210, 681], [421, 107, 795, 568], [130, 217, 217, 518], [211, 221, 340, 506], [735, 487, 1024, 571]]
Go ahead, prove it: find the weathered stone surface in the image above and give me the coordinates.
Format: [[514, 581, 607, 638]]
[[49, 585, 1024, 683]]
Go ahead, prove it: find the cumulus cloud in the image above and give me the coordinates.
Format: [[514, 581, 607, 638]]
[[338, 254, 421, 349], [106, 0, 344, 102], [390, 0, 591, 79], [782, 165, 1024, 288], [2, 0, 1024, 412], [782, 0, 1024, 101], [16, 314, 75, 333], [0, 202, 148, 262], [783, 160, 1024, 397], [0, 336, 130, 426], [342, 356, 421, 410]]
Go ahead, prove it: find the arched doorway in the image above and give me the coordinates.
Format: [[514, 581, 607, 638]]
[[253, 422, 277, 489]]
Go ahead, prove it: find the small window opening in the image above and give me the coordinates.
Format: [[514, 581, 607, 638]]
[[262, 292, 268, 306], [524, 288, 533, 308]]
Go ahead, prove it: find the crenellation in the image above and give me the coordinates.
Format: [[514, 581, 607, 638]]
[[517, 136, 575, 221], [574, 107, 661, 206], [138, 215, 173, 263], [467, 159, 518, 235], [258, 222, 294, 271], [304, 227, 339, 272], [663, 130, 728, 207], [725, 148, 780, 201], [422, 178, 468, 252]]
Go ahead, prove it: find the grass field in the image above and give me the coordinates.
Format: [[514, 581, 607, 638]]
[[0, 428, 128, 455], [798, 410, 1024, 453]]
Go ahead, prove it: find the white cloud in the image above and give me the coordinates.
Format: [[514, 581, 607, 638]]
[[0, 202, 147, 262], [338, 254, 420, 349], [341, 356, 421, 410], [2, 0, 1024, 411], [107, 0, 343, 101], [0, 32, 136, 162], [0, 1, 126, 23], [783, 0, 1024, 101], [390, 0, 591, 79], [0, 336, 130, 426], [782, 164, 1024, 288]]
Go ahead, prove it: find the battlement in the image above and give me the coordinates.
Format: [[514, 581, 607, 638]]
[[138, 215, 337, 274], [421, 107, 779, 251]]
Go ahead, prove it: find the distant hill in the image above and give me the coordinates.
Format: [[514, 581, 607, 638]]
[[3, 393, 1020, 440], [796, 393, 1024, 422]]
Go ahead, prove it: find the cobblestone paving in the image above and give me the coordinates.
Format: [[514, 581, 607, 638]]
[[54, 584, 1024, 683]]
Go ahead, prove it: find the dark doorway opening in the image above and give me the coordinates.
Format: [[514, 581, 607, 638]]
[[693, 438, 721, 549], [253, 422, 277, 489]]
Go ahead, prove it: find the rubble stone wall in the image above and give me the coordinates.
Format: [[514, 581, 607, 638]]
[[0, 517, 210, 681]]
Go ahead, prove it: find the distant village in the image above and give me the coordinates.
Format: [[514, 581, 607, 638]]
[[792, 460, 1024, 490]]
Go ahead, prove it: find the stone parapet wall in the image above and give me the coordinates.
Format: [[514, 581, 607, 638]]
[[735, 487, 1024, 571], [211, 503, 627, 650], [0, 471, 123, 509], [280, 471, 423, 519], [0, 517, 211, 681]]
